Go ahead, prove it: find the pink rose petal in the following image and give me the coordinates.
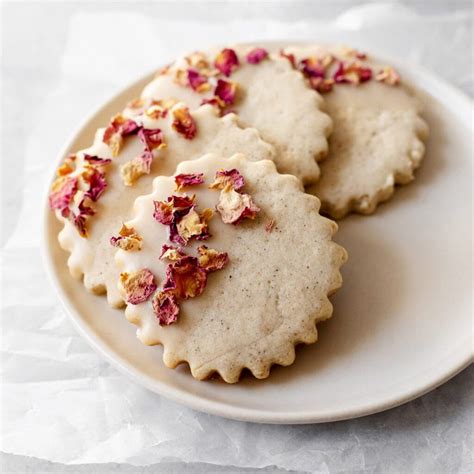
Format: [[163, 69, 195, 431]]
[[138, 128, 165, 151], [246, 47, 268, 64], [216, 187, 260, 225], [214, 79, 237, 105], [299, 57, 325, 78], [152, 291, 180, 326], [120, 268, 158, 305], [174, 173, 204, 191], [163, 256, 207, 299], [197, 246, 229, 272], [83, 154, 112, 166], [84, 168, 107, 202], [172, 107, 197, 139], [209, 168, 245, 191], [214, 48, 239, 76], [187, 68, 210, 92], [49, 176, 78, 218]]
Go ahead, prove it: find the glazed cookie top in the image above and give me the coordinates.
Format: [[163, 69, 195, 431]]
[[141, 46, 333, 185], [282, 45, 429, 218], [115, 153, 347, 383], [49, 102, 275, 306]]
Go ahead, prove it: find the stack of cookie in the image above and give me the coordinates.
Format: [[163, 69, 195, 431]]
[[49, 45, 428, 383]]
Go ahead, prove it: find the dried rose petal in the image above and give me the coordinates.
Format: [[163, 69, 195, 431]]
[[71, 198, 95, 238], [153, 195, 209, 245], [175, 208, 212, 244], [153, 195, 195, 225], [120, 119, 141, 136], [129, 98, 176, 119], [265, 219, 275, 233], [171, 195, 197, 210], [78, 198, 95, 217], [187, 68, 211, 92], [279, 49, 296, 68], [216, 187, 260, 224], [333, 61, 372, 84], [172, 107, 197, 139], [145, 104, 168, 120], [51, 151, 109, 231], [119, 127, 164, 187], [153, 200, 174, 225], [138, 128, 166, 151], [120, 269, 157, 305], [103, 114, 140, 156], [197, 246, 229, 272], [214, 48, 239, 76], [163, 256, 207, 299], [152, 291, 180, 326], [185, 51, 211, 70], [83, 154, 112, 167], [57, 155, 76, 176], [173, 68, 189, 86], [49, 176, 78, 217], [57, 163, 74, 176], [333, 61, 348, 83], [375, 66, 400, 85], [246, 47, 268, 64], [214, 79, 237, 105], [174, 173, 205, 191], [209, 168, 244, 191], [83, 167, 107, 201], [72, 213, 88, 238], [358, 66, 372, 82], [102, 128, 121, 156], [110, 224, 142, 251], [159, 244, 186, 261], [299, 57, 325, 78], [168, 223, 186, 246], [309, 77, 335, 93], [120, 150, 153, 186]]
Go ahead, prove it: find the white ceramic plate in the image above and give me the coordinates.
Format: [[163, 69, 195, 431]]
[[42, 45, 473, 424]]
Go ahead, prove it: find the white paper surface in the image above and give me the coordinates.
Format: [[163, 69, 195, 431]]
[[1, 2, 472, 471]]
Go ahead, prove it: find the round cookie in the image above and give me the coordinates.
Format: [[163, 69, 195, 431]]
[[115, 153, 347, 383], [285, 45, 429, 219], [141, 45, 333, 185], [51, 103, 275, 307]]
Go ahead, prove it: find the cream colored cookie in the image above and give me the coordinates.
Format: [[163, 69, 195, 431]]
[[51, 103, 275, 307], [285, 45, 429, 219], [141, 45, 333, 185], [115, 153, 347, 383]]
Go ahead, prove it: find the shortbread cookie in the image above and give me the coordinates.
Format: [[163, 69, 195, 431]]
[[115, 153, 347, 383], [141, 46, 333, 184], [284, 45, 429, 218], [50, 103, 275, 307]]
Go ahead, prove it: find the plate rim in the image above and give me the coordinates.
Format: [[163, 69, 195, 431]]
[[41, 43, 473, 424]]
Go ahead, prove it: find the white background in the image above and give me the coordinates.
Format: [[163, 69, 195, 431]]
[[1, 1, 472, 473]]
